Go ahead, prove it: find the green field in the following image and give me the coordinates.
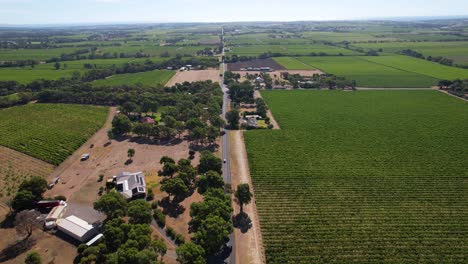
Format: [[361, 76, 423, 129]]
[[354, 41, 468, 66], [92, 70, 175, 87], [229, 44, 359, 57], [0, 103, 108, 165], [273, 57, 316, 70], [293, 56, 438, 87], [0, 47, 87, 61], [0, 67, 83, 83], [245, 90, 468, 264]]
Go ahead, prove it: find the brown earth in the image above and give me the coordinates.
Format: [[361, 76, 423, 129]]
[[227, 58, 285, 71], [0, 146, 55, 221], [230, 130, 265, 264], [165, 69, 221, 86]]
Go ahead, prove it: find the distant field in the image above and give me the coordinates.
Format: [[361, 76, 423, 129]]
[[273, 57, 315, 70], [245, 90, 468, 264], [354, 41, 468, 66], [0, 104, 108, 165], [0, 47, 87, 61], [0, 67, 82, 83], [229, 44, 359, 56], [92, 70, 175, 87], [293, 56, 437, 87], [98, 45, 211, 57]]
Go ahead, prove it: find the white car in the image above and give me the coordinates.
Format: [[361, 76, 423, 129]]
[[223, 159, 227, 163], [81, 153, 90, 161]]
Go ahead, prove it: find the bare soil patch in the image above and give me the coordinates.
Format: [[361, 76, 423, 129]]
[[227, 58, 285, 71], [166, 69, 221, 86], [229, 131, 265, 264]]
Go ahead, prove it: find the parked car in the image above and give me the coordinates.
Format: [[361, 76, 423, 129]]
[[81, 153, 90, 161]]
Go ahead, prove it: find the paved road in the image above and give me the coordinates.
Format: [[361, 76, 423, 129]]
[[220, 27, 236, 264]]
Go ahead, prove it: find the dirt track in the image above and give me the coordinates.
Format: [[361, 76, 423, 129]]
[[230, 130, 265, 264], [165, 69, 221, 86]]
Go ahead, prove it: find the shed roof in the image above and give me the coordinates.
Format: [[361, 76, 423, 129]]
[[57, 215, 94, 238]]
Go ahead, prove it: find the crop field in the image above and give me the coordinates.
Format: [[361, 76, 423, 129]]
[[92, 70, 175, 87], [0, 47, 87, 61], [244, 90, 468, 264], [354, 41, 468, 66], [291, 56, 438, 87], [272, 57, 316, 70], [0, 103, 108, 165], [97, 45, 212, 57], [229, 44, 359, 56], [0, 67, 83, 83]]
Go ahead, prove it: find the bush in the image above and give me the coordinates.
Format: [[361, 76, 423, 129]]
[[25, 251, 42, 264], [98, 174, 104, 182], [146, 189, 154, 201], [175, 234, 185, 245], [188, 150, 196, 156], [153, 208, 166, 227], [151, 200, 159, 209], [166, 227, 176, 239], [53, 195, 66, 201]]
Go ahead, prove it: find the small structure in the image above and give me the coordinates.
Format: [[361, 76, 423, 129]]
[[140, 117, 155, 124], [179, 67, 187, 71], [115, 172, 146, 199], [243, 115, 261, 128], [86, 234, 104, 246], [36, 200, 66, 209], [57, 215, 98, 242], [166, 67, 173, 70], [46, 204, 67, 222]]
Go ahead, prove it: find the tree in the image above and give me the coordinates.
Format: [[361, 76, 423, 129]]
[[25, 251, 42, 264], [128, 200, 152, 224], [93, 191, 127, 219], [11, 190, 36, 211], [160, 156, 175, 165], [193, 215, 233, 255], [18, 176, 47, 198], [151, 239, 167, 262], [121, 101, 140, 115], [235, 183, 253, 212], [112, 114, 132, 136], [15, 210, 41, 240], [54, 62, 60, 70], [176, 242, 206, 264], [127, 148, 135, 160], [198, 151, 222, 174], [160, 178, 189, 201], [197, 171, 224, 194], [226, 109, 240, 129], [161, 162, 178, 177]]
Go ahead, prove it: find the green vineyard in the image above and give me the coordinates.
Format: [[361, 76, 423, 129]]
[[0, 103, 108, 165], [244, 90, 468, 263]]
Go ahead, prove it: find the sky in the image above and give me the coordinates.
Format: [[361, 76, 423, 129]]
[[0, 0, 467, 25]]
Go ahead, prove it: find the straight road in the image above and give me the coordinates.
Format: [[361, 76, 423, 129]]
[[219, 27, 236, 264]]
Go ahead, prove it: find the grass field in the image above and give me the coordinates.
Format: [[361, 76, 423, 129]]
[[0, 67, 83, 83], [0, 103, 108, 165], [245, 90, 468, 264], [272, 57, 316, 70], [0, 47, 87, 61], [354, 41, 468, 66], [229, 44, 360, 57], [293, 56, 438, 87], [92, 70, 175, 86]]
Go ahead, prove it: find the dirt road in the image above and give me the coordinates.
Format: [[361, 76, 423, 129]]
[[230, 130, 265, 264]]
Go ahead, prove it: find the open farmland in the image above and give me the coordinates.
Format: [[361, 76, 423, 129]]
[[92, 69, 175, 86], [0, 66, 83, 83], [0, 103, 108, 165], [229, 44, 359, 56], [0, 47, 88, 61], [292, 56, 438, 87], [244, 90, 468, 264]]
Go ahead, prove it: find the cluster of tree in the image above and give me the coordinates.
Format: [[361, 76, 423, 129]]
[[0, 60, 37, 68], [0, 92, 33, 108], [400, 49, 454, 66], [254, 98, 268, 118], [438, 79, 468, 98], [45, 48, 90, 63], [10, 176, 48, 212], [76, 214, 167, 263], [282, 72, 356, 89], [228, 81, 255, 104]]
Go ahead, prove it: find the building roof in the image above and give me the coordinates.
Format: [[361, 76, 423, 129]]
[[115, 172, 146, 199], [46, 204, 67, 221], [140, 117, 155, 124], [57, 215, 94, 238]]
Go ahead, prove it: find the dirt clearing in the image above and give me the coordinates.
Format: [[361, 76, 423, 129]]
[[230, 131, 265, 264], [165, 69, 221, 86]]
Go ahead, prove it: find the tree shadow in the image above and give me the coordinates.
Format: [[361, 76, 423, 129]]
[[206, 244, 232, 264], [0, 212, 16, 229], [233, 212, 252, 233], [124, 159, 133, 165], [0, 237, 36, 262], [158, 197, 185, 218], [189, 143, 219, 152]]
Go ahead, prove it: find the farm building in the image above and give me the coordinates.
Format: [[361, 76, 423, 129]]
[[57, 215, 99, 242], [115, 171, 146, 199], [46, 204, 67, 222], [140, 117, 155, 124]]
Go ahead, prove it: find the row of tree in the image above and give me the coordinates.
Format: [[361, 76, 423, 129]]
[[400, 49, 455, 66]]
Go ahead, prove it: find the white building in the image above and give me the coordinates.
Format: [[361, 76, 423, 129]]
[[57, 215, 98, 242], [115, 172, 146, 199]]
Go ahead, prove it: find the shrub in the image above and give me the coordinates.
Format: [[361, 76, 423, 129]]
[[53, 195, 67, 201], [146, 189, 154, 201], [175, 234, 185, 245], [25, 251, 42, 264], [153, 208, 166, 227]]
